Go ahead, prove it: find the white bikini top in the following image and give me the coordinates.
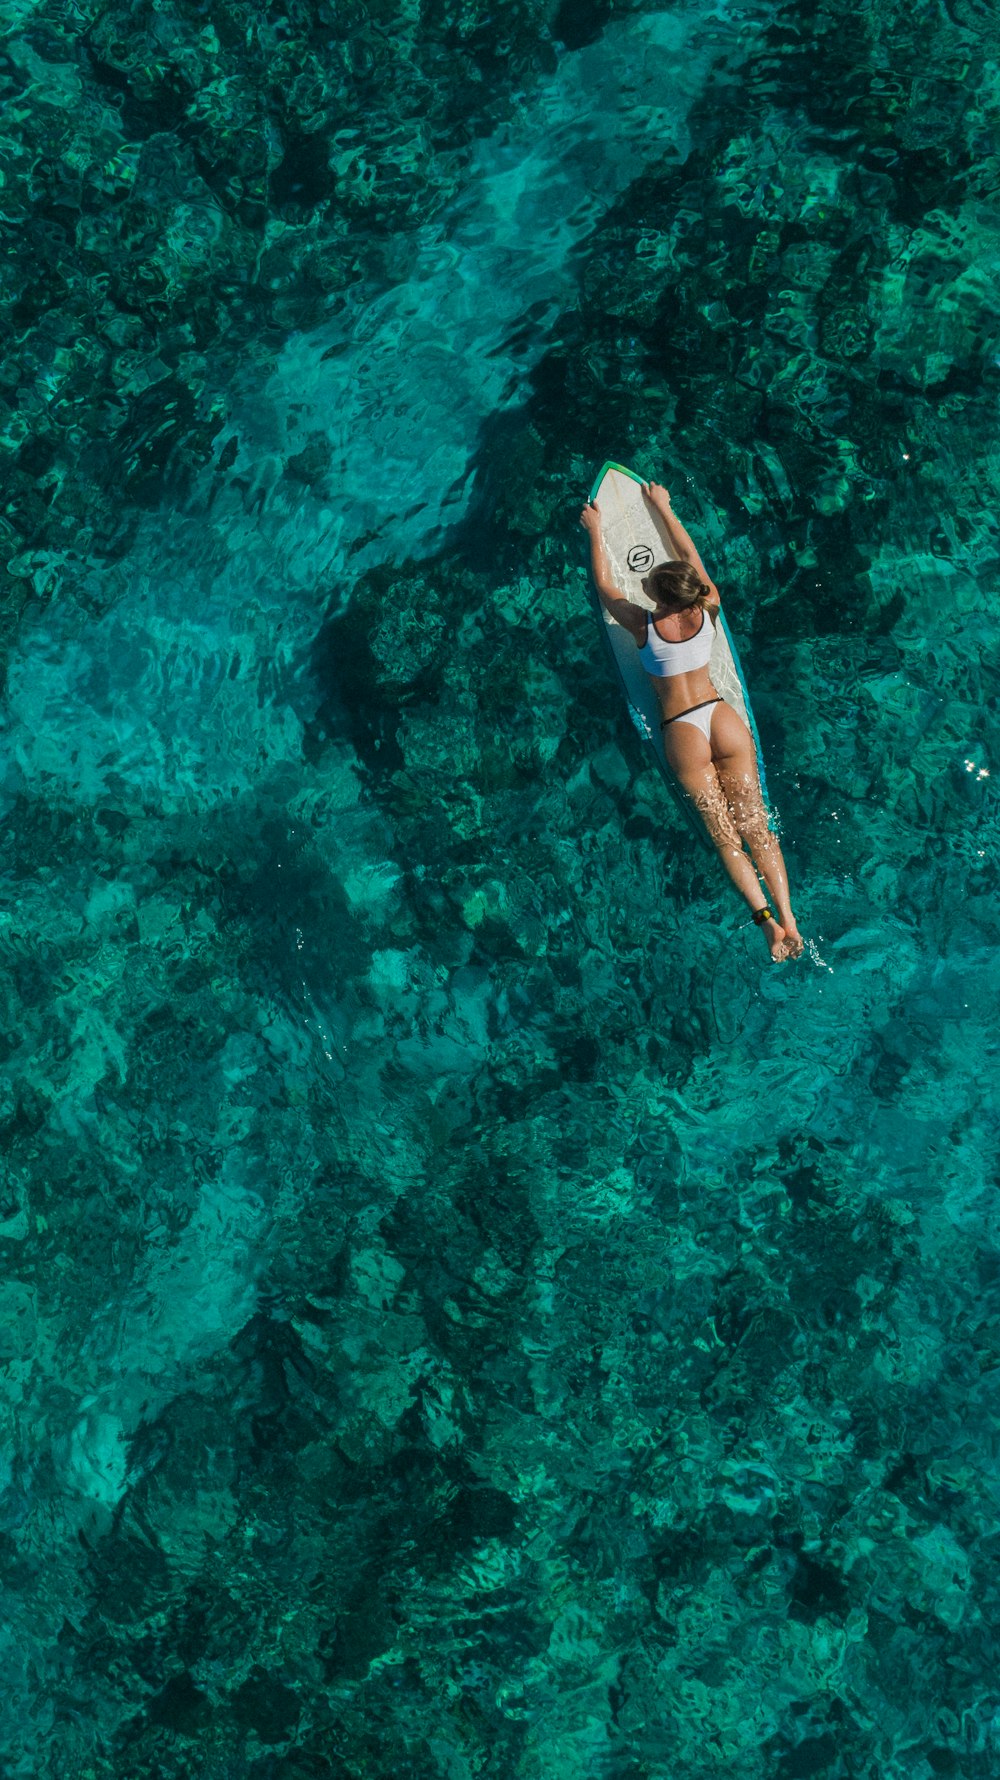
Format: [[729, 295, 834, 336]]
[[638, 607, 715, 679]]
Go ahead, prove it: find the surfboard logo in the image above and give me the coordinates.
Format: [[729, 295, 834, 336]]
[[627, 544, 654, 572]]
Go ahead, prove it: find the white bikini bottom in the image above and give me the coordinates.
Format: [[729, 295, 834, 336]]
[[659, 696, 724, 743]]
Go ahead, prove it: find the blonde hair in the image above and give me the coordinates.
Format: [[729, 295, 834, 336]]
[[647, 561, 709, 613]]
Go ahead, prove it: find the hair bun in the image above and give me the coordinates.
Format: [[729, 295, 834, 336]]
[[647, 559, 706, 611]]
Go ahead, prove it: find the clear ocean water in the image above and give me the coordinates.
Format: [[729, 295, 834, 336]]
[[2, 0, 1000, 1772]]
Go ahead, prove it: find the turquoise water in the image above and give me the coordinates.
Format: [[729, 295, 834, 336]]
[[2, 0, 1000, 1770]]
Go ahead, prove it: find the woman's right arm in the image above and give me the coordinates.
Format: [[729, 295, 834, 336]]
[[643, 482, 719, 601]]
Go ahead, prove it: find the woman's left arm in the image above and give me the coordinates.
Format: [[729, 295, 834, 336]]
[[580, 502, 646, 640]]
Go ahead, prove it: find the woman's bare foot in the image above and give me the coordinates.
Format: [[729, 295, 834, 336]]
[[776, 912, 804, 959], [759, 913, 790, 961]]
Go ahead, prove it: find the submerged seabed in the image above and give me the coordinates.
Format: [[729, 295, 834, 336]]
[[2, 0, 1000, 1771]]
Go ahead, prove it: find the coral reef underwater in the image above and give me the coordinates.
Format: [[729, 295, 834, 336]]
[[1, 0, 1000, 1771]]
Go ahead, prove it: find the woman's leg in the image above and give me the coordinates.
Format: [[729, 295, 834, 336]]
[[662, 720, 791, 960], [709, 705, 803, 956]]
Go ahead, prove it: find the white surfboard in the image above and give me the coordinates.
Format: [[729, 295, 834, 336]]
[[588, 460, 775, 846]]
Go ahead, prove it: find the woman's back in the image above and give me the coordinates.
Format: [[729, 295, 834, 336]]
[[638, 607, 714, 679]]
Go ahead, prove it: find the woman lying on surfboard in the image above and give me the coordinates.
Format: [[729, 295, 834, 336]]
[[581, 481, 803, 962]]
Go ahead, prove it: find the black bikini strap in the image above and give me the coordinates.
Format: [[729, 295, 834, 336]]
[[660, 697, 723, 728]]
